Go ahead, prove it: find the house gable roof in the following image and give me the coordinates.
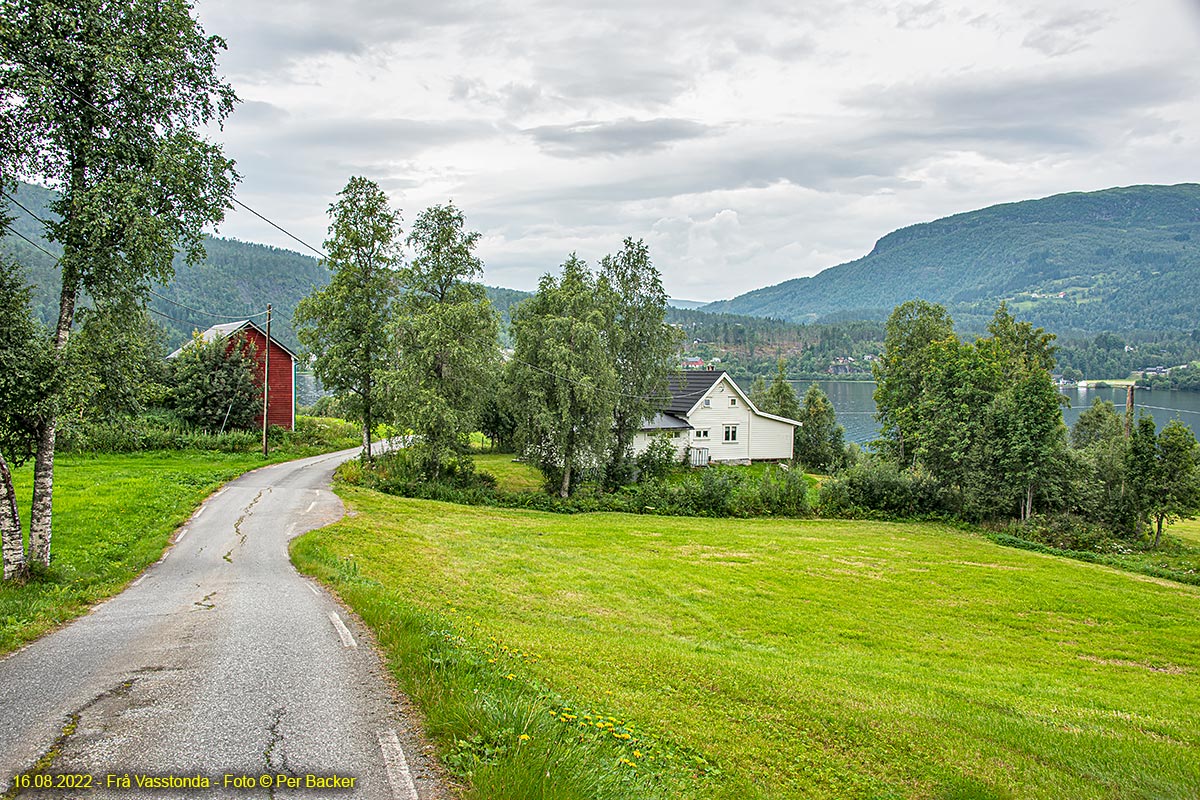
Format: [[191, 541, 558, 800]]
[[166, 319, 298, 361], [659, 370, 802, 428]]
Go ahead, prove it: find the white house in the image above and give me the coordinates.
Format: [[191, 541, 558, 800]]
[[632, 371, 801, 464]]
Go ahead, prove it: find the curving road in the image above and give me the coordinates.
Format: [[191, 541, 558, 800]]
[[0, 448, 444, 799]]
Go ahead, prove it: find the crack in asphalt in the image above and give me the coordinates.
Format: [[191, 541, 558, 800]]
[[262, 706, 292, 798], [227, 489, 267, 563], [2, 672, 154, 797]]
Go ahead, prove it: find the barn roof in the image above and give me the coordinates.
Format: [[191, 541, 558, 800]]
[[166, 319, 298, 361]]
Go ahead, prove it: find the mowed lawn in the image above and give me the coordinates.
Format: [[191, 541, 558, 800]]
[[299, 488, 1200, 799], [1, 452, 282, 653]]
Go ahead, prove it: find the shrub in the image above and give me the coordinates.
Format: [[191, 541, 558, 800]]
[[819, 461, 948, 518]]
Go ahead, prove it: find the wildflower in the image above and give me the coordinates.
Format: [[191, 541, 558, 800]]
[[506, 673, 515, 680], [634, 750, 642, 759], [519, 734, 530, 742]]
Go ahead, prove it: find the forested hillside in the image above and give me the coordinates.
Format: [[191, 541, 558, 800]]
[[706, 184, 1200, 335]]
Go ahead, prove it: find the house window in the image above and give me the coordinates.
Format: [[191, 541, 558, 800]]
[[703, 398, 711, 407], [724, 425, 738, 442], [695, 429, 710, 439], [730, 397, 737, 407]]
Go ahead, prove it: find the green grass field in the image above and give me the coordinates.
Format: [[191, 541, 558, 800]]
[[1, 446, 349, 654], [294, 488, 1200, 799], [475, 453, 545, 492]]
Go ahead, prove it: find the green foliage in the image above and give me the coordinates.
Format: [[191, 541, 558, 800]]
[[794, 383, 845, 472], [294, 176, 402, 459], [707, 184, 1200, 336], [65, 299, 167, 422], [598, 238, 681, 489], [0, 257, 53, 469], [510, 256, 617, 497], [818, 461, 947, 518], [391, 203, 499, 479], [167, 331, 261, 432], [635, 434, 678, 482]]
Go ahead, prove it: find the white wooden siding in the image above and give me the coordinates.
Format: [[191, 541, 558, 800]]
[[632, 431, 690, 459], [687, 378, 751, 461], [748, 415, 795, 460]]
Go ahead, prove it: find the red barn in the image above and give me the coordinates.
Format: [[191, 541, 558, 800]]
[[168, 319, 297, 430]]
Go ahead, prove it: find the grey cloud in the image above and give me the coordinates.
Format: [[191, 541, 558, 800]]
[[850, 64, 1193, 133], [280, 117, 498, 156], [525, 118, 716, 158], [1021, 10, 1108, 57], [231, 100, 290, 125]]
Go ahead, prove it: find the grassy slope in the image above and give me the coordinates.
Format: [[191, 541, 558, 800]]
[[0, 447, 346, 654], [295, 489, 1200, 800], [474, 453, 545, 493]]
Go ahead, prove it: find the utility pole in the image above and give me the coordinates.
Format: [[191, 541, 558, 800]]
[[1125, 383, 1135, 438], [262, 303, 272, 457]]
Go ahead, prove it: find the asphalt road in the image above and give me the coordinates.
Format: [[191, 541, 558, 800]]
[[0, 448, 445, 799]]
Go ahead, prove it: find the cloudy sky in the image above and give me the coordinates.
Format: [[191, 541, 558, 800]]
[[193, 0, 1200, 302]]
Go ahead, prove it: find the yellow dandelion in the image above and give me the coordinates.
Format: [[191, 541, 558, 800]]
[[519, 734, 530, 742]]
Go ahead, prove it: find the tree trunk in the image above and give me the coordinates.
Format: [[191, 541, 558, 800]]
[[1154, 515, 1164, 548], [1024, 484, 1034, 522], [1, 452, 26, 581], [29, 277, 77, 567], [362, 383, 373, 463], [559, 463, 572, 499]]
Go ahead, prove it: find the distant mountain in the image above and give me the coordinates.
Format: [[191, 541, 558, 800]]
[[1, 181, 532, 352], [705, 184, 1200, 335], [667, 298, 708, 310]]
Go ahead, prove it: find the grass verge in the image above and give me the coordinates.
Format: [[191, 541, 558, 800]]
[[293, 488, 1200, 800]]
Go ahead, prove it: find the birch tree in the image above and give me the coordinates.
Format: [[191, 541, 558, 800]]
[[511, 256, 616, 497], [294, 177, 401, 461], [391, 203, 498, 478], [0, 0, 238, 566], [597, 238, 679, 488]]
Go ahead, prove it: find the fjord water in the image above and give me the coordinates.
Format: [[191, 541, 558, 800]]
[[797, 380, 1200, 445]]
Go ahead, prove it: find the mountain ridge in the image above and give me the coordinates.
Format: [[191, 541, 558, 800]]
[[704, 183, 1200, 334]]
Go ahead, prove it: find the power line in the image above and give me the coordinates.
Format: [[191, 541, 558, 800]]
[[0, 219, 59, 262], [146, 287, 268, 320]]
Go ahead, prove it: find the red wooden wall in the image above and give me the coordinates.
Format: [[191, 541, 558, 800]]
[[238, 327, 295, 430]]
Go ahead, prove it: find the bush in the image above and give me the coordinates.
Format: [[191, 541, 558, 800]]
[[819, 461, 948, 518], [353, 459, 814, 520], [635, 435, 678, 481]]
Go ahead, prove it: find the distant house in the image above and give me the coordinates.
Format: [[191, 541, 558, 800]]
[[632, 371, 801, 464], [682, 356, 706, 370], [167, 320, 297, 430]]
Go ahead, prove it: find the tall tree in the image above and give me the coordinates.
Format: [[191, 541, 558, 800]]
[[0, 256, 53, 579], [1147, 419, 1200, 547], [795, 383, 845, 473], [873, 300, 955, 463], [0, 0, 238, 566], [759, 359, 801, 420], [391, 203, 498, 478], [598, 238, 680, 488], [294, 177, 401, 461], [511, 256, 617, 497]]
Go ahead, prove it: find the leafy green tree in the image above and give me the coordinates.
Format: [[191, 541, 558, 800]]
[[873, 300, 955, 463], [598, 238, 680, 489], [1124, 416, 1159, 539], [748, 375, 768, 409], [67, 300, 167, 423], [1147, 419, 1200, 547], [997, 370, 1069, 521], [1071, 399, 1123, 449], [511, 255, 617, 497], [390, 203, 499, 478], [168, 331, 260, 432], [0, 256, 53, 579], [0, 0, 238, 566], [795, 383, 845, 473], [294, 177, 401, 461], [760, 359, 801, 420]]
